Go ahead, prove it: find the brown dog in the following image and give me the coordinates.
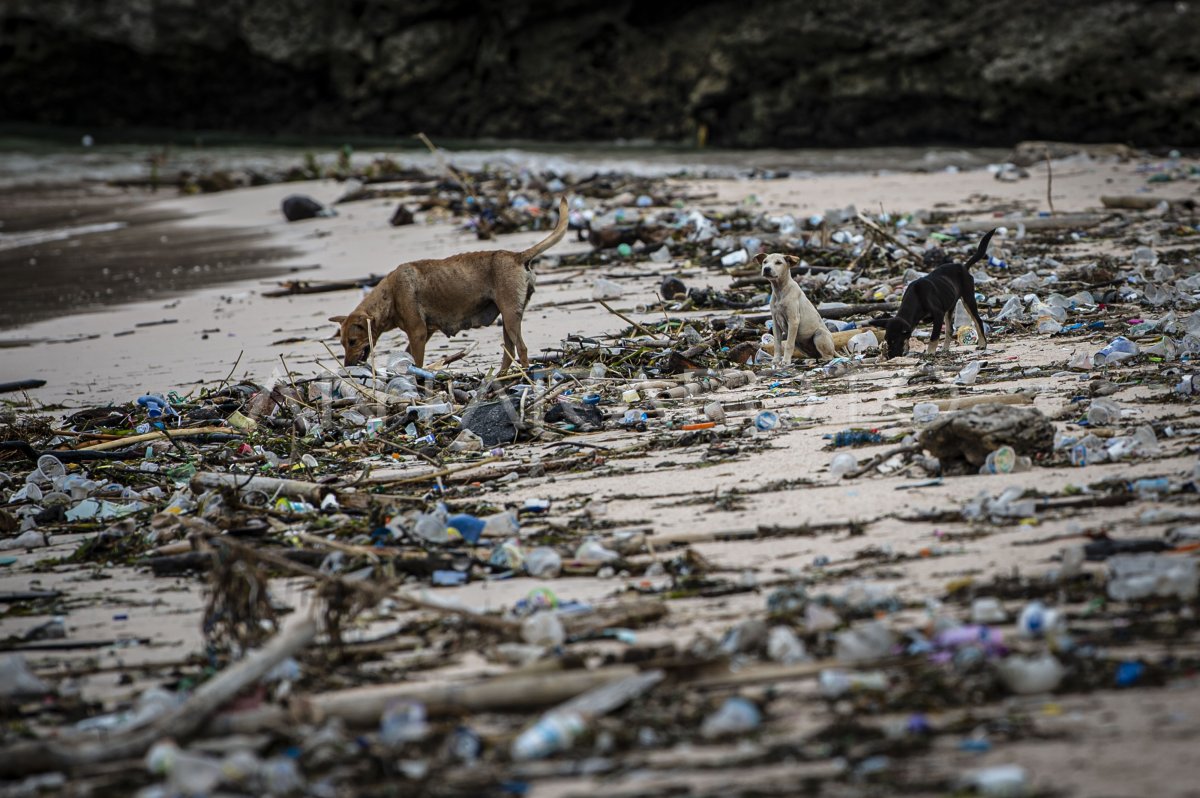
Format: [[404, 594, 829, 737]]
[[330, 198, 568, 372]]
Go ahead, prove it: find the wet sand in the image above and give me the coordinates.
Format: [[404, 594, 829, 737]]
[[0, 185, 302, 331]]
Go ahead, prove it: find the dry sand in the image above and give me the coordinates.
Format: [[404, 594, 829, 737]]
[[3, 154, 1200, 796]]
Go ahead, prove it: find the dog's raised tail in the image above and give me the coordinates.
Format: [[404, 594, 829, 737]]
[[520, 197, 570, 262], [965, 228, 998, 268]]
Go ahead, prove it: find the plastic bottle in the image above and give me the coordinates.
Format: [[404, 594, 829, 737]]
[[1093, 336, 1139, 366], [408, 402, 452, 421], [818, 669, 888, 698], [955, 361, 981, 385], [829, 452, 858, 477], [511, 712, 586, 760], [145, 742, 224, 795], [961, 764, 1029, 797], [700, 697, 762, 739]]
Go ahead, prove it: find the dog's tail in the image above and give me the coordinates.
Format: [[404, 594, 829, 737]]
[[965, 228, 997, 269], [520, 197, 570, 262]]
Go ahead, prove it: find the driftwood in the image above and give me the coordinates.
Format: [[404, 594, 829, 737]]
[[0, 615, 319, 779], [189, 471, 328, 502], [262, 275, 385, 298], [950, 213, 1109, 232], [1101, 195, 1196, 212], [78, 426, 240, 453], [293, 665, 642, 726], [0, 379, 46, 394], [932, 392, 1033, 411]]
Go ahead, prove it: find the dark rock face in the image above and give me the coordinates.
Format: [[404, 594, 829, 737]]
[[2, 0, 1196, 147]]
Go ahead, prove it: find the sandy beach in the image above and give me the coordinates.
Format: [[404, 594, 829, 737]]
[[3, 149, 1200, 797]]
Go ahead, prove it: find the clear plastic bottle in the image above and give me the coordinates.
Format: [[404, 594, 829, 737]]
[[511, 711, 586, 760]]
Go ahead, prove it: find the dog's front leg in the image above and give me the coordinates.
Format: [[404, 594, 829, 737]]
[[782, 308, 801, 366], [942, 311, 954, 353], [771, 311, 786, 366]]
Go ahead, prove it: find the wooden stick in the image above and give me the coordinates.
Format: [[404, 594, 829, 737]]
[[932, 392, 1033, 411], [294, 666, 641, 726], [75, 425, 239, 452], [190, 471, 327, 502], [360, 455, 502, 486], [856, 212, 923, 260], [596, 299, 663, 340], [842, 444, 921, 479], [1045, 149, 1056, 217]]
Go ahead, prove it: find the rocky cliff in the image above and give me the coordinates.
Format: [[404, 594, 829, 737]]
[[2, 0, 1196, 147]]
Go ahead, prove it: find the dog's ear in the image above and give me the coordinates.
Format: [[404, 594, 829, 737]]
[[328, 315, 347, 326], [784, 255, 800, 266], [752, 253, 767, 265]]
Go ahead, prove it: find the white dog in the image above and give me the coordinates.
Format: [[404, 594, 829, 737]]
[[756, 253, 836, 365]]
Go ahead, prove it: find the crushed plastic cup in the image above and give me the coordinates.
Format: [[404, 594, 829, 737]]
[[956, 361, 981, 385], [592, 278, 623, 301], [379, 700, 430, 746], [913, 402, 939, 424], [1131, 245, 1159, 269], [997, 653, 1065, 695], [754, 410, 780, 431], [35, 455, 65, 482], [767, 626, 807, 664], [981, 446, 1017, 474], [1087, 397, 1122, 426], [829, 452, 858, 477], [1093, 336, 1139, 366], [521, 612, 566, 647], [524, 547, 563, 578], [847, 331, 877, 353], [700, 696, 761, 739], [703, 401, 725, 423]]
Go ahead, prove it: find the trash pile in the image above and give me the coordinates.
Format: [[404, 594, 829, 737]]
[[4, 153, 1200, 796]]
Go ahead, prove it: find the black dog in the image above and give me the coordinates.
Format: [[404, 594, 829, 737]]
[[882, 229, 996, 359]]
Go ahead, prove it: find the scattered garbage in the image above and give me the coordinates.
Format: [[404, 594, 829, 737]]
[[3, 149, 1199, 798]]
